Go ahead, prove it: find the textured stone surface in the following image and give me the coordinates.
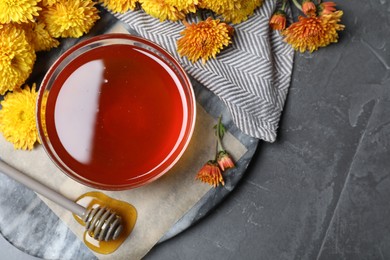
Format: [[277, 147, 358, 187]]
[[144, 0, 390, 259], [2, 0, 390, 259]]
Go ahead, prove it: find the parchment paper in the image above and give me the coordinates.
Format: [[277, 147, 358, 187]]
[[0, 104, 246, 259]]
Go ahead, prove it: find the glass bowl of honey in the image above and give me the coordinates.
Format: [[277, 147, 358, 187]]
[[37, 34, 196, 190]]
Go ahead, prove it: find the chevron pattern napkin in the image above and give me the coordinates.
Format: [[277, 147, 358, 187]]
[[114, 0, 294, 142]]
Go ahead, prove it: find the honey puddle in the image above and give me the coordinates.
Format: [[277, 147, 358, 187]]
[[73, 191, 137, 254]]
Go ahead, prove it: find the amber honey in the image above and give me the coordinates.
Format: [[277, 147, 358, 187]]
[[73, 191, 137, 254], [43, 41, 190, 189]]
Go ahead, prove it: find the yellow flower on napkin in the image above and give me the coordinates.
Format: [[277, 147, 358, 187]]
[[0, 24, 36, 95], [199, 0, 263, 24], [0, 84, 40, 150], [139, 0, 186, 22], [0, 0, 41, 24], [220, 0, 263, 24], [164, 0, 198, 13], [99, 0, 138, 13], [177, 17, 234, 64]]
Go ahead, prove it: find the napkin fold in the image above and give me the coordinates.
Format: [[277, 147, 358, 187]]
[[114, 0, 294, 142]]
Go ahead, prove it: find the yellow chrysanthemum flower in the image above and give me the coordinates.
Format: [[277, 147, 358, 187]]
[[197, 0, 235, 13], [0, 0, 41, 24], [282, 11, 345, 52], [42, 0, 100, 38], [0, 25, 36, 95], [0, 84, 40, 150], [30, 21, 60, 51], [140, 0, 186, 21], [40, 0, 59, 7], [100, 0, 138, 13], [21, 21, 60, 52], [220, 0, 263, 24], [177, 17, 234, 64], [164, 0, 197, 13], [199, 0, 262, 24]]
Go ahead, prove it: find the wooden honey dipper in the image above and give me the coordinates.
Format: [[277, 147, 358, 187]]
[[0, 159, 123, 241]]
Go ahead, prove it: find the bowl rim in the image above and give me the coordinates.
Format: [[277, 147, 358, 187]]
[[36, 33, 196, 190]]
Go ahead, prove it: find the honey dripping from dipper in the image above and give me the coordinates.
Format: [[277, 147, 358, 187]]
[[73, 191, 137, 254]]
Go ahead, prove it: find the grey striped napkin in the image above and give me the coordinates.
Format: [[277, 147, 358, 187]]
[[114, 0, 294, 142]]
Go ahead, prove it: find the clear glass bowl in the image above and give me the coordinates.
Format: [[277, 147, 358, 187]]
[[37, 34, 196, 190]]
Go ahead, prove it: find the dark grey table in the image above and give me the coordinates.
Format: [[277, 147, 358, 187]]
[[2, 0, 390, 259]]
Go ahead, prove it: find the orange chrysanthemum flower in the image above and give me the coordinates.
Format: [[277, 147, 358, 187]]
[[282, 10, 345, 52], [139, 0, 186, 21], [0, 24, 36, 95], [0, 84, 40, 150], [269, 10, 287, 31], [177, 17, 234, 64], [0, 0, 41, 24], [196, 161, 225, 187], [42, 0, 100, 38], [100, 0, 138, 13]]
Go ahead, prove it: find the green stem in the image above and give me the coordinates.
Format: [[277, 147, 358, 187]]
[[291, 0, 303, 11], [196, 10, 203, 21], [281, 0, 288, 11], [214, 140, 219, 161], [216, 116, 224, 152]]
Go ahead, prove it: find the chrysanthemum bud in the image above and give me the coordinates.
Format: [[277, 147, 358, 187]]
[[269, 10, 287, 31], [318, 1, 337, 16], [302, 0, 316, 17], [217, 151, 235, 171]]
